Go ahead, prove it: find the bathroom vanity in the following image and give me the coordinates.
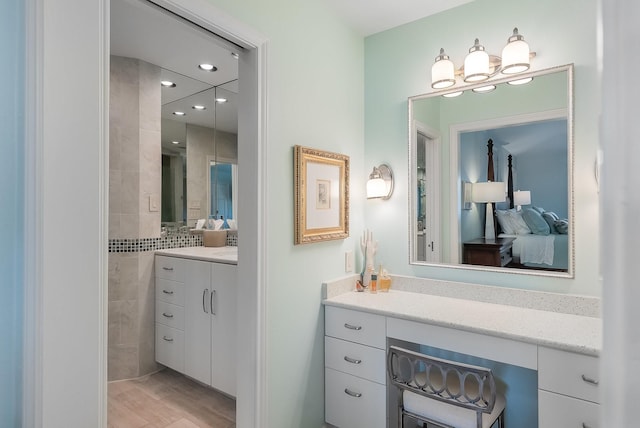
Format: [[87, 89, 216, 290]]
[[155, 246, 238, 397], [322, 275, 601, 428]]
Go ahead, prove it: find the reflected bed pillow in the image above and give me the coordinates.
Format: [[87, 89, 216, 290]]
[[496, 209, 531, 235], [554, 219, 569, 234], [522, 207, 550, 235], [542, 211, 560, 234]]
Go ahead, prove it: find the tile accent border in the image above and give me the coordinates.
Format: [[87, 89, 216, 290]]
[[109, 230, 238, 253]]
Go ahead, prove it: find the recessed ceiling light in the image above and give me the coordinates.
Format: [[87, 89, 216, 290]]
[[215, 98, 227, 104], [173, 111, 186, 116], [198, 63, 217, 72], [161, 80, 176, 88], [172, 141, 180, 145], [192, 105, 206, 110]]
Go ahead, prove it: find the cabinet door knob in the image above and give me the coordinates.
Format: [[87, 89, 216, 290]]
[[344, 388, 362, 398], [581, 374, 599, 385], [344, 323, 362, 331], [344, 356, 362, 365], [162, 312, 173, 318]]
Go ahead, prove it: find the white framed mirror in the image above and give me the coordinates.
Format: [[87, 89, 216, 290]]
[[409, 64, 574, 278]]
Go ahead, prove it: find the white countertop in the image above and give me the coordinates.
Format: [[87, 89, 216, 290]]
[[323, 289, 601, 357], [155, 246, 238, 265]]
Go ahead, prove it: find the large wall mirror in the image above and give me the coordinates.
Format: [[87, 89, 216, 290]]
[[409, 64, 574, 278]]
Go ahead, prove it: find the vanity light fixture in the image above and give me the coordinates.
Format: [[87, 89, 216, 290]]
[[215, 98, 228, 104], [198, 63, 217, 72], [472, 181, 506, 241], [171, 141, 181, 145], [192, 105, 207, 110], [173, 111, 186, 116], [161, 80, 176, 88], [431, 28, 535, 92], [367, 164, 394, 200], [513, 190, 531, 211], [507, 76, 534, 86], [472, 85, 496, 93], [442, 91, 463, 98]]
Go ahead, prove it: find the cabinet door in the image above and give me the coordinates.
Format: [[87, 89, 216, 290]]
[[210, 263, 237, 397], [183, 259, 212, 385]]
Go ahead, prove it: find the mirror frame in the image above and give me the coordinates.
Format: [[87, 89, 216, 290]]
[[408, 64, 574, 278]]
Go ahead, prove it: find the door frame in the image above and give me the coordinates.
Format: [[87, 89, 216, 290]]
[[23, 0, 268, 426]]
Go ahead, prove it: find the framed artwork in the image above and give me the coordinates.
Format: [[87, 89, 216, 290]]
[[294, 145, 349, 244]]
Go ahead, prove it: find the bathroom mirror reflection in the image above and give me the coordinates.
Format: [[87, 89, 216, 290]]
[[409, 64, 573, 277]]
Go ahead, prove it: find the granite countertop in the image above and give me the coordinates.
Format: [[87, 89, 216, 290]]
[[155, 246, 238, 265], [323, 289, 601, 357]]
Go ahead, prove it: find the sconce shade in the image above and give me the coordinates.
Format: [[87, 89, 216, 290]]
[[431, 48, 456, 89], [513, 190, 531, 206], [367, 164, 394, 200], [464, 39, 490, 82], [472, 181, 505, 203], [501, 28, 530, 74]]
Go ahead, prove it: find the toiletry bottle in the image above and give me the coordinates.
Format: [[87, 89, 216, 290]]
[[370, 274, 377, 293], [379, 266, 391, 292]]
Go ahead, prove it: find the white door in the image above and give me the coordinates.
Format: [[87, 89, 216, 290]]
[[184, 259, 212, 385], [416, 126, 441, 263], [210, 263, 238, 397]]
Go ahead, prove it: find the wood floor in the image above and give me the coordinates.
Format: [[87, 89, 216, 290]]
[[108, 369, 236, 428]]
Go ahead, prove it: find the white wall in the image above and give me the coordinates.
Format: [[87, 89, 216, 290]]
[[364, 0, 601, 296]]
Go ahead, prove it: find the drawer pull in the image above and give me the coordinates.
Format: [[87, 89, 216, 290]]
[[344, 388, 362, 398], [162, 290, 174, 295], [344, 323, 362, 331], [581, 374, 599, 386], [162, 312, 173, 318], [162, 266, 174, 271], [162, 336, 173, 342], [344, 356, 362, 365]]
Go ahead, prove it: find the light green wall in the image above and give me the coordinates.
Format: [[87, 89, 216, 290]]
[[207, 1, 365, 426], [365, 0, 600, 296]]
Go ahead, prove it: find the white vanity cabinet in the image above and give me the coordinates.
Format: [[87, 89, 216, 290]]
[[155, 256, 186, 372], [324, 306, 387, 428], [155, 254, 237, 397], [538, 347, 600, 428]]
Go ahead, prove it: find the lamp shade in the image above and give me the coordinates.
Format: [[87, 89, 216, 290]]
[[464, 39, 490, 82], [513, 190, 531, 206], [501, 28, 530, 74], [366, 177, 387, 199], [431, 48, 455, 89], [472, 181, 505, 203]]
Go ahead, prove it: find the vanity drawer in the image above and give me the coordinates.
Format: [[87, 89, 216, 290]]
[[538, 347, 600, 403], [156, 278, 185, 306], [155, 324, 184, 372], [325, 336, 386, 384], [325, 367, 386, 428], [155, 255, 186, 282], [155, 301, 185, 330], [325, 306, 386, 349], [539, 389, 599, 428]]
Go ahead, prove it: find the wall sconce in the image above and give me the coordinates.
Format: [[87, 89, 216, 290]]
[[472, 181, 506, 241], [367, 164, 394, 200], [430, 28, 535, 92], [513, 190, 531, 211]]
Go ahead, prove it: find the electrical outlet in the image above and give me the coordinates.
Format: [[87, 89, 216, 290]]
[[345, 251, 354, 273]]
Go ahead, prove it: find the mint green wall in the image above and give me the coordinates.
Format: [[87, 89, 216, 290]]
[[0, 0, 24, 425], [207, 1, 365, 426], [365, 0, 600, 296]]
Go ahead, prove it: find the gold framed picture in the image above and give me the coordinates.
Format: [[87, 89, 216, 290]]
[[294, 145, 349, 244]]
